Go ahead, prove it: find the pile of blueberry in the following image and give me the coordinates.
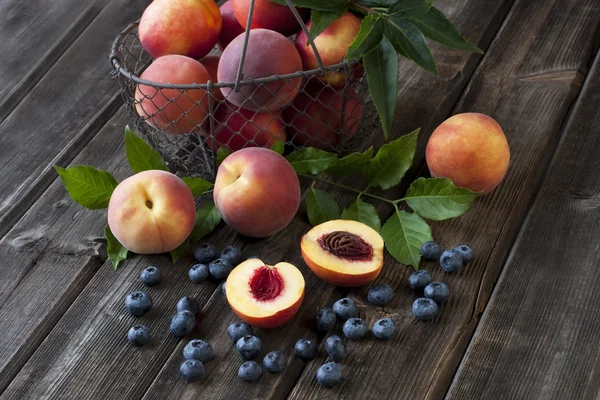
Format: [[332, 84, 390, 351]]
[[189, 244, 243, 283], [409, 241, 473, 321]]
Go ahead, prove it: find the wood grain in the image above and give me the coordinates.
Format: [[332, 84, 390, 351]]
[[446, 52, 600, 400], [0, 0, 149, 240], [288, 0, 600, 399]]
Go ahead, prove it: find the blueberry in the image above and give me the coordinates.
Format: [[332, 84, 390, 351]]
[[421, 241, 442, 260], [454, 245, 473, 264], [236, 335, 262, 360], [189, 264, 209, 283], [180, 359, 204, 382], [220, 246, 243, 266], [170, 311, 196, 337], [263, 351, 286, 373], [127, 325, 150, 346], [125, 291, 152, 317], [333, 298, 358, 321], [177, 296, 200, 315], [315, 308, 336, 333], [238, 361, 262, 381], [183, 339, 214, 363], [412, 297, 439, 321], [294, 338, 318, 360], [194, 243, 217, 264], [440, 250, 463, 273], [140, 266, 161, 286], [372, 318, 396, 340], [367, 283, 394, 306], [343, 318, 368, 341], [316, 362, 342, 388], [408, 270, 433, 290], [325, 335, 347, 362], [424, 281, 450, 304], [227, 322, 253, 343], [208, 258, 233, 280], [221, 281, 227, 296]]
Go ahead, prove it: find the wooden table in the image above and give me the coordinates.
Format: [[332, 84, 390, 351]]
[[1, 0, 599, 398]]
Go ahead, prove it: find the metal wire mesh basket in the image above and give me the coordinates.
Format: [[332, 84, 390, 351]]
[[109, 4, 381, 181]]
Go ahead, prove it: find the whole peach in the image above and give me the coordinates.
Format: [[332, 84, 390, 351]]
[[426, 113, 510, 193], [218, 29, 302, 111], [232, 0, 308, 37], [135, 55, 210, 134], [214, 148, 300, 237], [295, 12, 361, 88], [139, 0, 221, 60], [217, 1, 245, 51], [108, 170, 196, 254]]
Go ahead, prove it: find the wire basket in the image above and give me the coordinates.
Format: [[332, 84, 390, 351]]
[[109, 6, 381, 181]]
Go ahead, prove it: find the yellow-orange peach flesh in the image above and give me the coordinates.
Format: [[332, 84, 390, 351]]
[[226, 259, 305, 328], [301, 220, 384, 287], [107, 170, 196, 254], [426, 112, 510, 193]]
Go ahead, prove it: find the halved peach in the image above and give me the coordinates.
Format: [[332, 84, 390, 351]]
[[301, 220, 384, 287], [226, 259, 305, 328]]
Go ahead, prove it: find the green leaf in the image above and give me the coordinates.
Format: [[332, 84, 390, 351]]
[[269, 0, 349, 12], [387, 0, 431, 18], [286, 148, 337, 175], [404, 177, 478, 220], [409, 6, 482, 53], [309, 8, 348, 42], [105, 226, 129, 270], [383, 17, 436, 74], [124, 126, 169, 173], [355, 0, 395, 6], [381, 210, 432, 268], [341, 199, 381, 231], [181, 177, 213, 197], [169, 242, 189, 263], [170, 202, 221, 262], [326, 147, 374, 176], [345, 15, 385, 60], [363, 38, 398, 139], [306, 186, 341, 226], [271, 140, 285, 155], [216, 147, 232, 166], [54, 165, 118, 209], [363, 128, 418, 189]]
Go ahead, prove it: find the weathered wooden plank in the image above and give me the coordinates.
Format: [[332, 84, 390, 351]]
[[446, 52, 600, 400], [287, 1, 600, 399], [0, 0, 149, 240], [0, 0, 112, 122]]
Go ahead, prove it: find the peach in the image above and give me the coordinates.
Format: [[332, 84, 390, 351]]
[[107, 170, 196, 254], [199, 55, 224, 102], [301, 220, 384, 287], [231, 0, 308, 37], [284, 84, 362, 150], [218, 29, 302, 111], [226, 258, 305, 328], [426, 113, 510, 193], [139, 0, 222, 60], [210, 103, 286, 151], [295, 12, 362, 88], [214, 148, 300, 238], [217, 1, 245, 51]]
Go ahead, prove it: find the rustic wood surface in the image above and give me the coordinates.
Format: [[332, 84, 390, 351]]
[[0, 0, 598, 398]]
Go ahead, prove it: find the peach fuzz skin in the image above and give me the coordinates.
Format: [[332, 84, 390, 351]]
[[139, 0, 222, 60], [217, 1, 245, 51], [214, 148, 300, 238], [107, 170, 196, 254], [231, 0, 308, 37], [426, 113, 510, 193], [199, 55, 224, 102], [295, 12, 362, 87]]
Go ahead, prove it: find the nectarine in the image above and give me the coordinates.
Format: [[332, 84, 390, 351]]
[[108, 170, 196, 254], [226, 258, 305, 328], [214, 148, 300, 238], [301, 220, 384, 287], [426, 113, 510, 193], [135, 55, 210, 134], [217, 1, 246, 51], [139, 0, 222, 59], [218, 29, 302, 111], [231, 0, 308, 37]]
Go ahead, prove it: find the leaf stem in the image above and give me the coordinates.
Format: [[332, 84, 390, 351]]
[[349, 1, 377, 15], [299, 173, 395, 205]]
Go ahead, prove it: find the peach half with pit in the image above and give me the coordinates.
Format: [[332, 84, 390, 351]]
[[301, 220, 384, 287], [226, 258, 305, 328]]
